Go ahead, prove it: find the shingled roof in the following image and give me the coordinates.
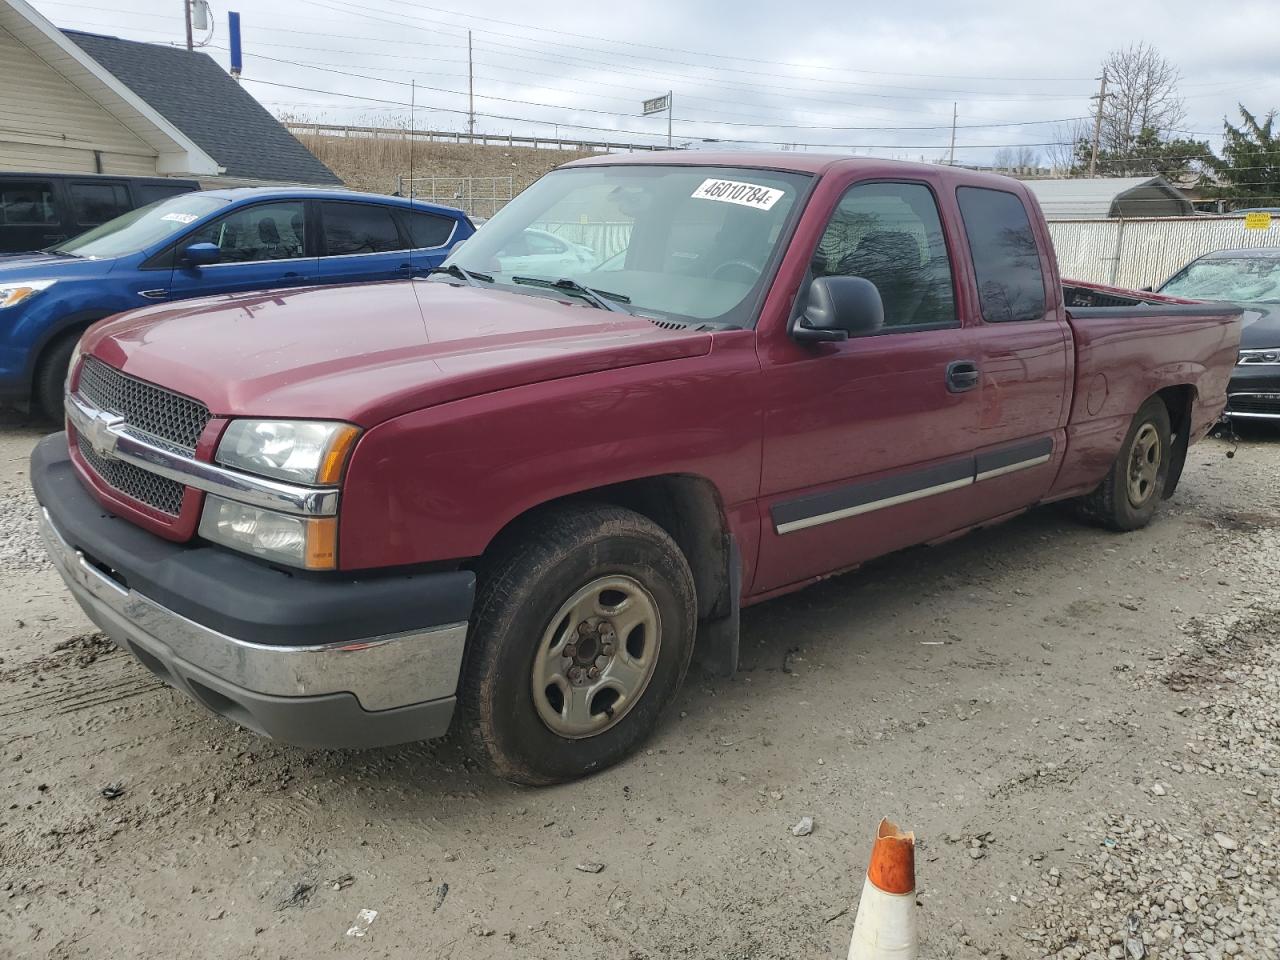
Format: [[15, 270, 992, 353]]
[[64, 30, 342, 186]]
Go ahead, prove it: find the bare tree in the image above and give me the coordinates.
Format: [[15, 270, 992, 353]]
[[1101, 43, 1187, 151], [1045, 119, 1090, 175], [992, 145, 1042, 173]]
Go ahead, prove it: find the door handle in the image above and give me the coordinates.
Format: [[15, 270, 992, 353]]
[[945, 360, 981, 393]]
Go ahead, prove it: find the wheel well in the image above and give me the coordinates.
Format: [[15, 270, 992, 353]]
[[1156, 384, 1195, 499], [30, 322, 96, 399], [480, 475, 733, 623]]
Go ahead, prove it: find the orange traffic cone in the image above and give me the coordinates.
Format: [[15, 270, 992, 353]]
[[847, 817, 917, 960]]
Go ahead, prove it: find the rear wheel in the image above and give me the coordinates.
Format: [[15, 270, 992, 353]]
[[458, 505, 697, 785], [1074, 397, 1172, 531]]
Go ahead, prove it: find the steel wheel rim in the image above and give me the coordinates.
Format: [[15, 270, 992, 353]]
[[1127, 422, 1161, 507], [530, 575, 662, 739]]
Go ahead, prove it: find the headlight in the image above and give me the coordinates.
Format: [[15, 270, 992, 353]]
[[0, 278, 56, 309], [216, 419, 360, 485], [199, 495, 338, 570]]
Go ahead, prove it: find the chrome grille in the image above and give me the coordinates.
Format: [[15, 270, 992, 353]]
[[77, 356, 211, 452], [77, 434, 185, 516]]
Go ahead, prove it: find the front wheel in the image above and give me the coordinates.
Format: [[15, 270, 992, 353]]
[[458, 505, 697, 785], [34, 332, 81, 423], [1074, 397, 1172, 531]]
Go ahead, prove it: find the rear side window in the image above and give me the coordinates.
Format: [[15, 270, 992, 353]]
[[814, 181, 957, 329], [322, 202, 404, 255], [407, 210, 456, 248], [1, 181, 57, 224], [135, 182, 195, 205], [956, 186, 1046, 323], [69, 182, 132, 226]]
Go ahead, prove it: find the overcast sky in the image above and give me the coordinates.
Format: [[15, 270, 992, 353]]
[[28, 0, 1280, 165]]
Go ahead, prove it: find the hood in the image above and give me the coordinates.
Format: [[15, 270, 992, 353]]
[[0, 251, 116, 280], [81, 280, 712, 426], [1238, 303, 1279, 350]]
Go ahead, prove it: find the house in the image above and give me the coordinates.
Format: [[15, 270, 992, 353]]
[[0, 0, 340, 186], [1023, 176, 1194, 219]]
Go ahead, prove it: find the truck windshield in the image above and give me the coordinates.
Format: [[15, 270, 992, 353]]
[[52, 194, 229, 260], [1160, 257, 1280, 303], [442, 165, 811, 325]]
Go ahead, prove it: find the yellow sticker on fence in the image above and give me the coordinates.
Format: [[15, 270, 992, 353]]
[[1244, 212, 1272, 230]]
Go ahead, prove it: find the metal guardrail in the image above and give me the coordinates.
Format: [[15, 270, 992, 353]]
[[286, 122, 669, 154]]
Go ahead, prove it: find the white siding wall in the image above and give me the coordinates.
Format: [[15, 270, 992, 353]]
[[1048, 217, 1280, 289], [0, 25, 159, 174]]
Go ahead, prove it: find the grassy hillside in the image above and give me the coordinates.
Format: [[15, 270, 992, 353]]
[[291, 129, 600, 213]]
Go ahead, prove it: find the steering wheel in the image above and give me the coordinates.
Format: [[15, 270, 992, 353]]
[[711, 260, 762, 283]]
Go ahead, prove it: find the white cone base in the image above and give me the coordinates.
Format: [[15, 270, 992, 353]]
[[847, 874, 916, 960]]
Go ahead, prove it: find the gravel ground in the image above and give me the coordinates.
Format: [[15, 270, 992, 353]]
[[1, 418, 1277, 960]]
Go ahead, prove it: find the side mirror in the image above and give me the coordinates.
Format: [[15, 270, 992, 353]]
[[182, 242, 222, 267], [793, 275, 884, 343]]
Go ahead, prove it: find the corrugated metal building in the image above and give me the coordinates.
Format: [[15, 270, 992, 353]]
[[1026, 177, 1194, 219]]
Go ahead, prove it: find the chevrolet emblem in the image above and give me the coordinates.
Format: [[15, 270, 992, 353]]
[[82, 408, 125, 459]]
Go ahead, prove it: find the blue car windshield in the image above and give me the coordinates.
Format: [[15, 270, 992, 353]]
[[53, 194, 229, 260]]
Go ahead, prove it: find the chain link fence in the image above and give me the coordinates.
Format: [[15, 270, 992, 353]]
[[397, 176, 514, 219], [1047, 216, 1280, 289]]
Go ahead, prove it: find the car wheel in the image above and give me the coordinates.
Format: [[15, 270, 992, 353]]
[[458, 504, 697, 785], [1074, 396, 1172, 531], [34, 332, 80, 423]]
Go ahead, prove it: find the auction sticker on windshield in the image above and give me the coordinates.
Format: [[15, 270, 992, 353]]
[[161, 212, 200, 224], [691, 178, 785, 211]]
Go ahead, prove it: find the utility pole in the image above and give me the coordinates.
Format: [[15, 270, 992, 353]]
[[467, 30, 475, 137], [947, 102, 957, 165], [667, 90, 673, 148], [1089, 69, 1107, 177], [183, 0, 193, 51]]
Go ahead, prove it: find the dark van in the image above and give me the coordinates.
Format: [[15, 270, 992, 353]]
[[0, 172, 200, 254]]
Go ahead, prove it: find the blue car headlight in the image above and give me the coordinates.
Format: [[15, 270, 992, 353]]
[[0, 279, 57, 309]]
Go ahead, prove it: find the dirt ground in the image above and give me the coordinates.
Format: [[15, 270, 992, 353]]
[[1, 413, 1277, 960]]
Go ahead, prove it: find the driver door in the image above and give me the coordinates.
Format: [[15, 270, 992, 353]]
[[168, 200, 317, 299]]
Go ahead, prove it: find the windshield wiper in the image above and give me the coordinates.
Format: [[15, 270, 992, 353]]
[[510, 276, 632, 313], [426, 263, 493, 286]]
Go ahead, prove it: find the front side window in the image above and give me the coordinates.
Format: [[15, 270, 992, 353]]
[[0, 181, 57, 225], [54, 194, 229, 259], [69, 182, 131, 226], [185, 201, 307, 263], [444, 165, 810, 325], [814, 181, 957, 329], [322, 202, 403, 255], [956, 186, 1047, 323], [1159, 257, 1280, 303]]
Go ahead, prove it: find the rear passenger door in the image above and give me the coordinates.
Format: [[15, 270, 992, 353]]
[[953, 186, 1071, 508], [317, 200, 413, 284], [0, 178, 61, 252], [168, 200, 318, 299]]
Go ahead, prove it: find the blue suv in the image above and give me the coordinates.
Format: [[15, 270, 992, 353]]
[[0, 188, 474, 418]]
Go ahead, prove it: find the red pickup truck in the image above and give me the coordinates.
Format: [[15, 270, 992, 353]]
[[31, 154, 1241, 784]]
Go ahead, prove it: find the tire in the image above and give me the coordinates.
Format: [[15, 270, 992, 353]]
[[1074, 397, 1172, 532], [34, 332, 81, 423], [458, 504, 697, 785]]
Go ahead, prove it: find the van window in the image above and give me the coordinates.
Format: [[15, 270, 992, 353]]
[[69, 182, 132, 226], [135, 182, 195, 205], [322, 202, 404, 255], [407, 210, 456, 248], [956, 186, 1047, 323], [814, 181, 957, 329], [1, 181, 57, 225]]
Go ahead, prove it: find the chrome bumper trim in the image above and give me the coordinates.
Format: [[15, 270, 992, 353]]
[[1225, 410, 1280, 421], [40, 508, 467, 711], [65, 392, 339, 517]]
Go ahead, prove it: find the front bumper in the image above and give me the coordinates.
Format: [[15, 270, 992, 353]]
[[32, 433, 476, 749], [1224, 364, 1280, 421]]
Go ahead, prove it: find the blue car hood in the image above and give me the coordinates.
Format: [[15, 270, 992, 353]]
[[0, 252, 118, 281]]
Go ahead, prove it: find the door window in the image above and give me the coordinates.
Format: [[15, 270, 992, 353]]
[[68, 182, 132, 226], [956, 187, 1047, 323], [321, 202, 404, 255], [135, 182, 195, 205], [185, 201, 307, 263], [814, 182, 957, 329], [0, 181, 57, 224], [406, 209, 456, 248]]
